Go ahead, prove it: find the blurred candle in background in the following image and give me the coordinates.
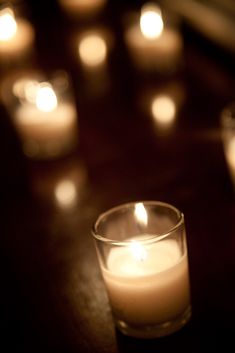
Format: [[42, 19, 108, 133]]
[[77, 28, 112, 95], [29, 157, 87, 209], [124, 2, 183, 73], [138, 81, 185, 133], [221, 102, 235, 190], [151, 94, 176, 127], [0, 5, 34, 65], [58, 0, 107, 18], [78, 31, 107, 67], [1, 70, 78, 160]]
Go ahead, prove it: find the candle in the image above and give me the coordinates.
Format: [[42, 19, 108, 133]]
[[92, 201, 191, 338], [59, 0, 107, 18], [124, 3, 183, 73], [0, 6, 34, 61], [1, 71, 78, 159], [103, 237, 190, 327], [15, 81, 78, 159]]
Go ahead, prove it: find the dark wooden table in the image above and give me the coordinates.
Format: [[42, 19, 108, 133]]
[[1, 1, 235, 352]]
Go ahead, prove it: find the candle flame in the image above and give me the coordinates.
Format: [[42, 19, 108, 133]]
[[140, 3, 163, 40], [36, 83, 58, 112], [78, 33, 107, 66], [0, 8, 17, 41], [151, 95, 176, 125], [129, 241, 147, 262], [134, 202, 148, 227]]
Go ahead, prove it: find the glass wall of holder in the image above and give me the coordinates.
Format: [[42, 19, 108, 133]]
[[0, 69, 79, 160], [92, 201, 191, 339]]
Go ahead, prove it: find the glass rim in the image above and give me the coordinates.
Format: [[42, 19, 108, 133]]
[[92, 200, 184, 245]]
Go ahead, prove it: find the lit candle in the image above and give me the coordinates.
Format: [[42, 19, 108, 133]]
[[59, 0, 107, 18], [1, 71, 78, 159], [12, 77, 78, 159], [0, 6, 34, 61], [93, 201, 191, 338], [124, 3, 183, 73]]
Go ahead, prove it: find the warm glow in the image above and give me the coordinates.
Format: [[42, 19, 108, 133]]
[[140, 3, 163, 39], [151, 95, 176, 125], [24, 80, 40, 103], [36, 83, 58, 112], [134, 203, 148, 227], [55, 179, 77, 208], [13, 78, 37, 101], [78, 33, 107, 66], [227, 137, 235, 167], [0, 8, 18, 41], [129, 241, 147, 262]]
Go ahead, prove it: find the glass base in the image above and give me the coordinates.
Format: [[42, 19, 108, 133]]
[[115, 306, 191, 339]]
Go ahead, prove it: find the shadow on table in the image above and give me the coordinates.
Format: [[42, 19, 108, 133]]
[[115, 313, 233, 353]]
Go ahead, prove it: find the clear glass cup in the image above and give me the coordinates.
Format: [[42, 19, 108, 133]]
[[221, 102, 235, 189], [1, 69, 78, 160], [92, 201, 191, 339]]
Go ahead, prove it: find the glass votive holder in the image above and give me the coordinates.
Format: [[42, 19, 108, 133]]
[[0, 2, 35, 70], [220, 102, 235, 189], [92, 201, 191, 339], [124, 4, 183, 74], [0, 69, 78, 160]]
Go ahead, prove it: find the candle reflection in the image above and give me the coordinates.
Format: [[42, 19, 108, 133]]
[[55, 179, 77, 209], [78, 33, 107, 67], [151, 94, 176, 126], [29, 158, 87, 210], [76, 28, 112, 96]]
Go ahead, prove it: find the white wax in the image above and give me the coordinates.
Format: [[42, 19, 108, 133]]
[[59, 0, 106, 17], [102, 238, 190, 325], [14, 102, 78, 158], [15, 102, 76, 138], [0, 19, 34, 59], [125, 24, 183, 72]]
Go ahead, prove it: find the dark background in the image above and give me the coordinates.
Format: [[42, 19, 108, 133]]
[[0, 0, 235, 352]]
